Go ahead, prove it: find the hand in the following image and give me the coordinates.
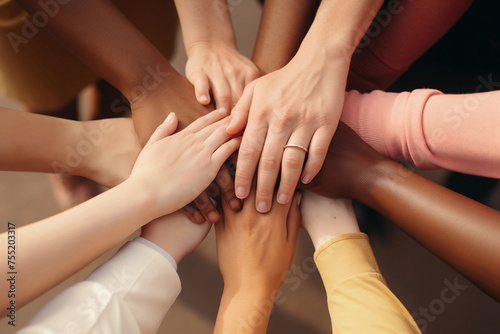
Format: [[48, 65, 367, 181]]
[[140, 211, 211, 264], [227, 52, 348, 213], [300, 191, 359, 250], [129, 109, 241, 218], [130, 72, 241, 223], [302, 122, 386, 200], [186, 40, 260, 111], [215, 187, 301, 294], [80, 118, 141, 188]]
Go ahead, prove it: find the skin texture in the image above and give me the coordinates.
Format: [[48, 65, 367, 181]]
[[175, 0, 259, 110], [305, 122, 500, 301], [228, 0, 384, 213], [140, 211, 212, 265], [300, 194, 359, 249], [0, 111, 241, 316], [214, 189, 301, 334], [0, 108, 140, 188]]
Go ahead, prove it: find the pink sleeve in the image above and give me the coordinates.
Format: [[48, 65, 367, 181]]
[[341, 89, 500, 178]]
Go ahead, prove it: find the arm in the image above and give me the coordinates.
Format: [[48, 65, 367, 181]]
[[0, 110, 240, 315], [174, 0, 259, 110], [340, 89, 500, 178], [19, 213, 211, 334], [0, 108, 140, 187], [301, 193, 421, 333], [252, 0, 320, 74], [305, 123, 500, 301], [214, 188, 301, 333], [227, 0, 384, 214], [14, 0, 209, 142]]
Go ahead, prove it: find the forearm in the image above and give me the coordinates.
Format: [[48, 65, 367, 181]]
[[315, 233, 420, 333], [341, 89, 500, 178], [298, 0, 383, 62], [15, 0, 177, 100], [174, 0, 236, 54], [21, 239, 181, 333], [0, 179, 156, 314], [214, 287, 274, 334], [0, 108, 83, 174], [252, 0, 319, 74], [356, 160, 500, 300]]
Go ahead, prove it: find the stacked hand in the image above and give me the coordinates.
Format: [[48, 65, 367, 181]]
[[186, 40, 260, 111], [226, 52, 348, 213]]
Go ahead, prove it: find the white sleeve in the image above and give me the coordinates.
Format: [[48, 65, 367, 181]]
[[19, 238, 182, 334]]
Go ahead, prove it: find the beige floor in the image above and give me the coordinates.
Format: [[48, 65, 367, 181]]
[[2, 1, 500, 333]]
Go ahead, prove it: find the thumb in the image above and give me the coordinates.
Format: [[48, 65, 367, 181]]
[[144, 112, 178, 148], [226, 82, 254, 135]]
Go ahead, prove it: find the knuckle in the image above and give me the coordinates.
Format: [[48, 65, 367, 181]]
[[257, 187, 272, 200], [239, 146, 258, 161], [283, 152, 304, 170], [260, 156, 279, 171]]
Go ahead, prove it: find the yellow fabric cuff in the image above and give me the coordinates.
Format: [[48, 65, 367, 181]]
[[314, 233, 384, 290]]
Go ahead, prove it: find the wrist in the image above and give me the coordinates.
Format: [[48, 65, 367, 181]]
[[354, 159, 409, 205], [122, 60, 179, 107], [186, 38, 237, 58], [120, 177, 160, 221]]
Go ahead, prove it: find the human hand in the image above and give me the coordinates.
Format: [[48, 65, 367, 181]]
[[215, 187, 301, 294], [302, 122, 386, 200], [300, 191, 359, 250], [186, 40, 260, 111], [227, 52, 348, 213], [129, 109, 241, 218], [130, 73, 241, 223], [140, 210, 211, 264], [79, 118, 140, 188]]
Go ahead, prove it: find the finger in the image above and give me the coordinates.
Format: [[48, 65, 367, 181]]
[[277, 132, 310, 204], [210, 76, 232, 113], [193, 73, 211, 105], [301, 125, 336, 184], [234, 121, 267, 199], [255, 132, 287, 213], [181, 203, 206, 225], [194, 191, 220, 224], [212, 136, 242, 169], [186, 108, 228, 133], [286, 191, 302, 243], [215, 162, 242, 211], [144, 112, 178, 148], [227, 82, 255, 135]]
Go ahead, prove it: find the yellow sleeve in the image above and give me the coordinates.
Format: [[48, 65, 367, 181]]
[[314, 233, 421, 334]]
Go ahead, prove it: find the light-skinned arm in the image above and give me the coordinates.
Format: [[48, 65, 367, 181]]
[[0, 110, 241, 315], [174, 0, 259, 111], [214, 188, 301, 333], [0, 107, 140, 187]]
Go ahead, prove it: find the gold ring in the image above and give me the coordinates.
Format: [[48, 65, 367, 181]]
[[284, 144, 308, 153]]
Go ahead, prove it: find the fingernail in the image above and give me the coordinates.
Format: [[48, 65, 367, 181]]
[[277, 193, 288, 204], [257, 201, 269, 213], [297, 192, 303, 206], [230, 198, 242, 210], [302, 174, 312, 184], [207, 211, 219, 223], [235, 186, 246, 199], [200, 95, 209, 103], [166, 112, 175, 122], [218, 108, 227, 115]]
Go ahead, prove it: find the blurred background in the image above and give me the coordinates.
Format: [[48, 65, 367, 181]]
[[1, 0, 500, 333]]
